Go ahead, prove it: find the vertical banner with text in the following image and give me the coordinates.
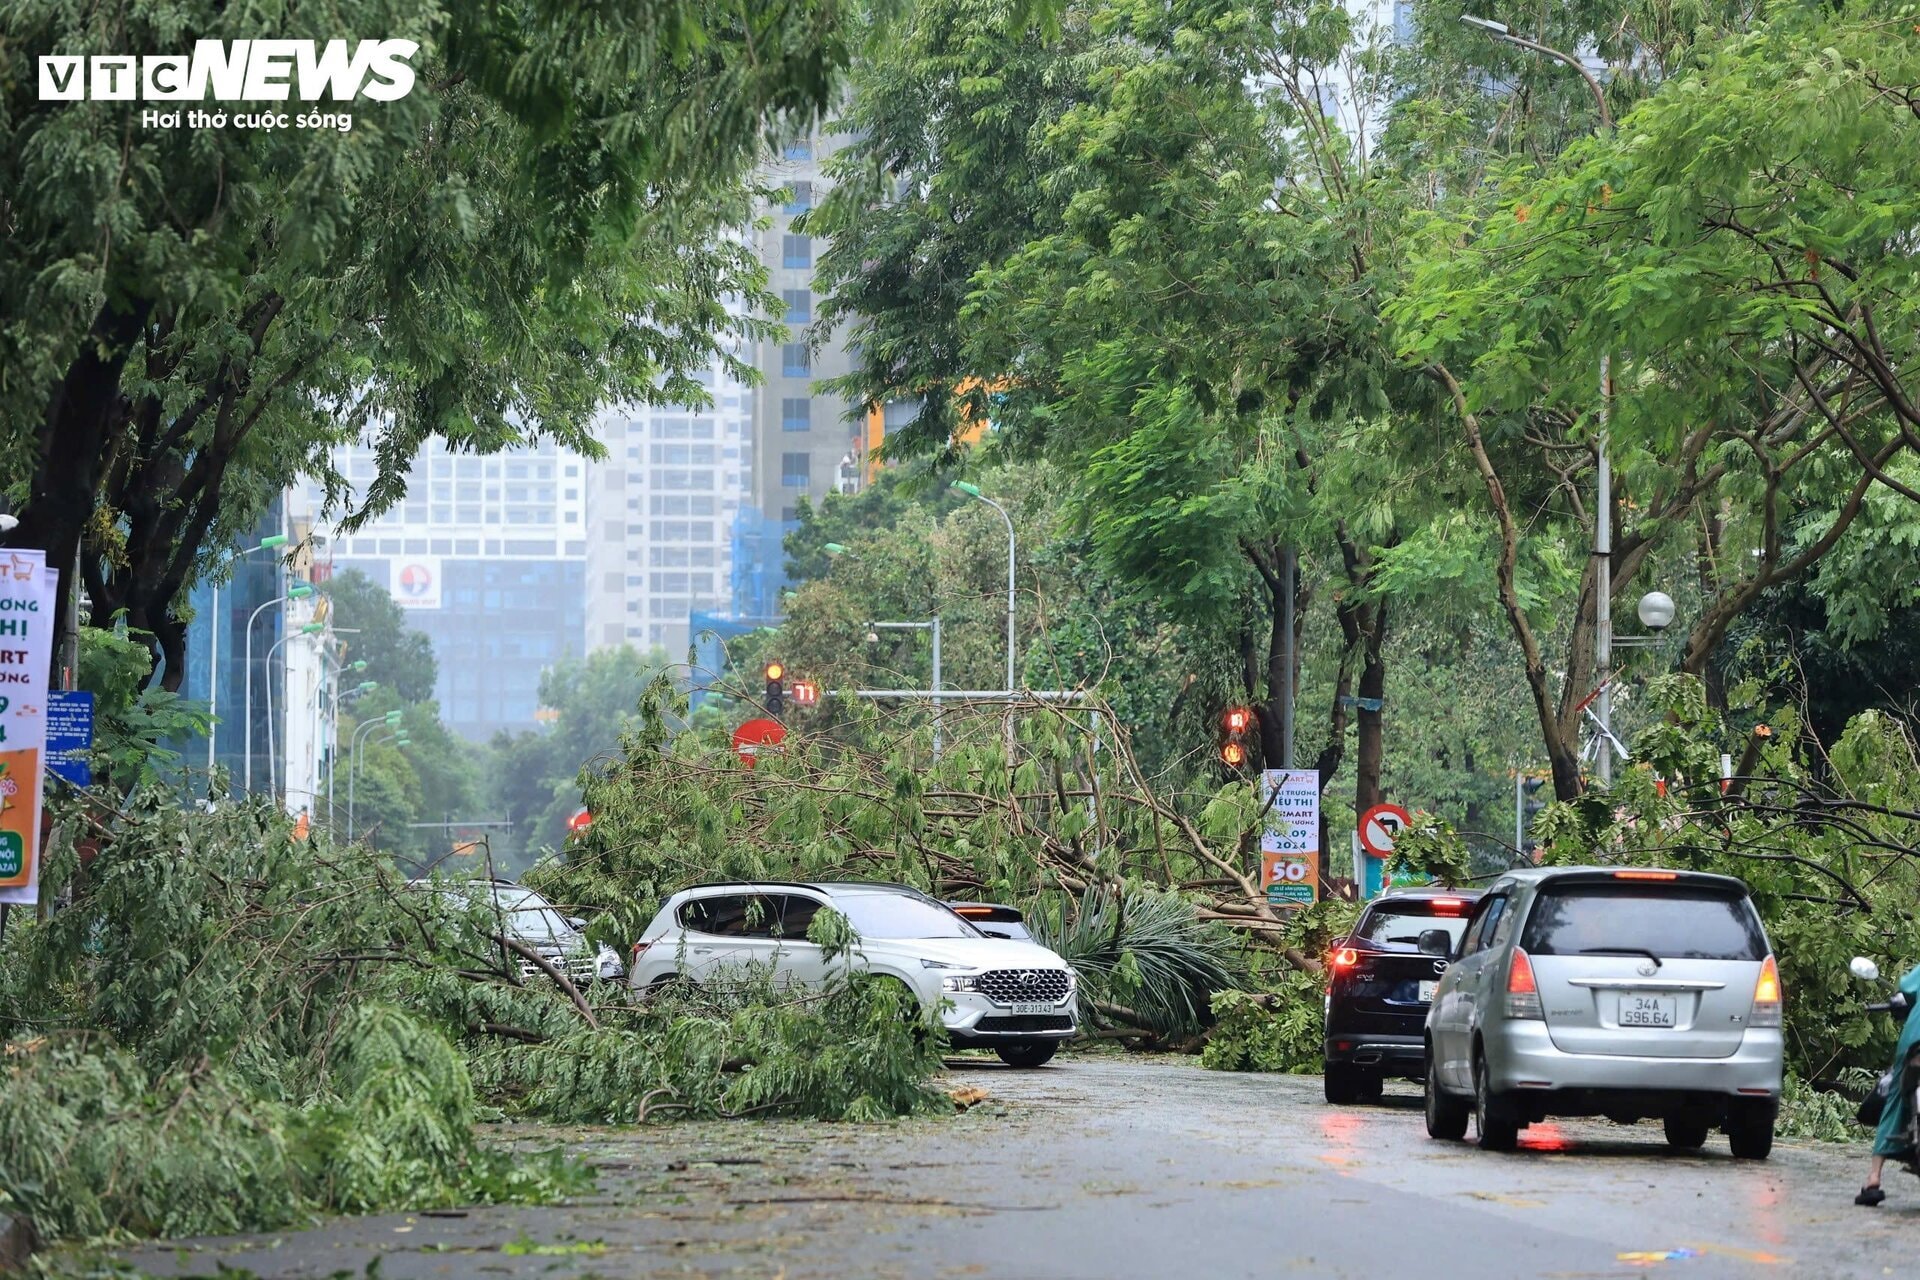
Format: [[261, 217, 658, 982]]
[[0, 552, 55, 905], [1259, 769, 1321, 907]]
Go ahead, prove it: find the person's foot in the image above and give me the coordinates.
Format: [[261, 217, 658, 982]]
[[1856, 1184, 1886, 1206]]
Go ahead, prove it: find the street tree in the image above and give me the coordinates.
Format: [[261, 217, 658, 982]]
[[1, 0, 877, 683]]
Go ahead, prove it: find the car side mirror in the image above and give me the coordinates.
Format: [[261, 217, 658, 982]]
[[567, 916, 587, 931], [1417, 929, 1452, 957]]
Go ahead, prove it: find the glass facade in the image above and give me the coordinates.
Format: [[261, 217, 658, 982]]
[[174, 501, 286, 797], [335, 556, 586, 740]]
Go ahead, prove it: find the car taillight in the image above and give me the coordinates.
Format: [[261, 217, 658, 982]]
[[1750, 955, 1782, 1027], [1505, 947, 1543, 1019], [1332, 947, 1359, 969], [630, 940, 650, 958], [1611, 869, 1678, 881]]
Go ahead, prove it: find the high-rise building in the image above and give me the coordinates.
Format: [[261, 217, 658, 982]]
[[731, 130, 866, 620], [307, 439, 590, 740], [583, 352, 753, 656]]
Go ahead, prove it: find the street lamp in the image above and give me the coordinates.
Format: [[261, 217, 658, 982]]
[[348, 712, 406, 840], [244, 580, 314, 795], [950, 481, 1017, 691], [1459, 13, 1617, 782], [207, 534, 289, 779]]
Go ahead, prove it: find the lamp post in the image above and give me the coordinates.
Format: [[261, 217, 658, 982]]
[[208, 535, 289, 779], [244, 582, 314, 794], [264, 621, 325, 801], [1459, 13, 1616, 782], [348, 712, 406, 840], [950, 481, 1016, 691]]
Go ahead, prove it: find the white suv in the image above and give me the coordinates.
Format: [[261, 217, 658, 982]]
[[628, 882, 1079, 1067]]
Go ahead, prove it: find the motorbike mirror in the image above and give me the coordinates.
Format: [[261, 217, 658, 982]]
[[1851, 956, 1881, 982]]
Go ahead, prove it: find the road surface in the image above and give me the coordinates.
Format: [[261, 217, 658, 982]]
[[111, 1054, 1910, 1279]]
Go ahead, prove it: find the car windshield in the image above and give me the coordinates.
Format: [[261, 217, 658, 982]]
[[490, 890, 572, 941], [1520, 884, 1766, 961], [830, 892, 981, 939], [1358, 904, 1473, 950]]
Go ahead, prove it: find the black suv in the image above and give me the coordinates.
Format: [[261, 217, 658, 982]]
[[1323, 889, 1480, 1103]]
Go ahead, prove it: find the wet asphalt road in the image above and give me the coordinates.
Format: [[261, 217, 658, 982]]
[[108, 1054, 1914, 1280]]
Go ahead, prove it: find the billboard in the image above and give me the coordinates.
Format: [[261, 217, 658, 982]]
[[390, 555, 442, 609], [1259, 769, 1320, 908], [0, 551, 57, 906]]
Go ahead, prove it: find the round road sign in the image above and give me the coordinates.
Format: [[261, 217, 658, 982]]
[[1358, 803, 1412, 857]]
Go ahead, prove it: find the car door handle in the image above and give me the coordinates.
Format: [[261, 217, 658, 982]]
[[690, 947, 714, 955]]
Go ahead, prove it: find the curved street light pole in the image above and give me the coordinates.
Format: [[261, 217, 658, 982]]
[[1460, 14, 1617, 783], [242, 589, 308, 794], [348, 715, 405, 841]]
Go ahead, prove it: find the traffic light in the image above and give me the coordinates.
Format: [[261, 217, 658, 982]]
[[763, 660, 786, 715], [791, 679, 819, 708], [1220, 706, 1252, 769]]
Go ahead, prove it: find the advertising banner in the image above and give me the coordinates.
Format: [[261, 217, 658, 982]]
[[1259, 769, 1320, 907], [390, 555, 442, 609], [0, 551, 56, 905]]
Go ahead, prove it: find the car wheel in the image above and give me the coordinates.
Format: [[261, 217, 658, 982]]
[[1424, 1049, 1469, 1140], [1473, 1050, 1519, 1152], [1358, 1070, 1385, 1103], [995, 1042, 1058, 1068], [1324, 1062, 1362, 1105], [1663, 1115, 1710, 1150], [1727, 1105, 1775, 1160]]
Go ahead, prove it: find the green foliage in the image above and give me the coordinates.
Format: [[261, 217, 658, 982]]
[[1199, 977, 1325, 1074], [1030, 887, 1237, 1036], [321, 570, 440, 703], [0, 785, 945, 1247], [1776, 1070, 1877, 1144], [492, 647, 674, 867], [75, 624, 211, 790]]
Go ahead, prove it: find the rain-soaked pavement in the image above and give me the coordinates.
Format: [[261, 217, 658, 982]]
[[107, 1054, 1913, 1279]]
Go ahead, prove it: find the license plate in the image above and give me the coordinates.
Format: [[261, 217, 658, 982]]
[[1620, 994, 1678, 1027], [1418, 980, 1437, 1003], [1008, 1001, 1055, 1015]]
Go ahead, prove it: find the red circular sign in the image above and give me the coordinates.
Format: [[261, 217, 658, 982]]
[[731, 717, 787, 767], [1358, 803, 1412, 857]]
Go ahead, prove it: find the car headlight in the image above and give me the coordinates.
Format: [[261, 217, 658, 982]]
[[921, 959, 980, 991], [595, 943, 626, 979]]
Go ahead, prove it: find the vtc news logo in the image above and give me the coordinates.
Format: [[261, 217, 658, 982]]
[[38, 39, 418, 101]]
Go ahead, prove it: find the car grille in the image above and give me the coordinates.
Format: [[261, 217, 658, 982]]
[[519, 950, 596, 984], [976, 968, 1072, 1004], [976, 1014, 1075, 1033]]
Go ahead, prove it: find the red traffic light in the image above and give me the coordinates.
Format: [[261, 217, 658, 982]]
[[1222, 706, 1252, 735], [791, 679, 819, 707], [1221, 741, 1248, 768], [763, 659, 786, 682]]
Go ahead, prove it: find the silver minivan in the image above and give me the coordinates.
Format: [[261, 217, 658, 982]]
[[1423, 867, 1782, 1157]]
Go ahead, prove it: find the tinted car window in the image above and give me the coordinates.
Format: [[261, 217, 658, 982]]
[[1357, 904, 1473, 950], [830, 893, 980, 939], [679, 893, 780, 938], [1520, 884, 1766, 961], [1462, 897, 1506, 956], [778, 895, 824, 938]]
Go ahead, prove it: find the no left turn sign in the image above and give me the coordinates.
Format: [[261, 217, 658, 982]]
[[1358, 803, 1412, 857]]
